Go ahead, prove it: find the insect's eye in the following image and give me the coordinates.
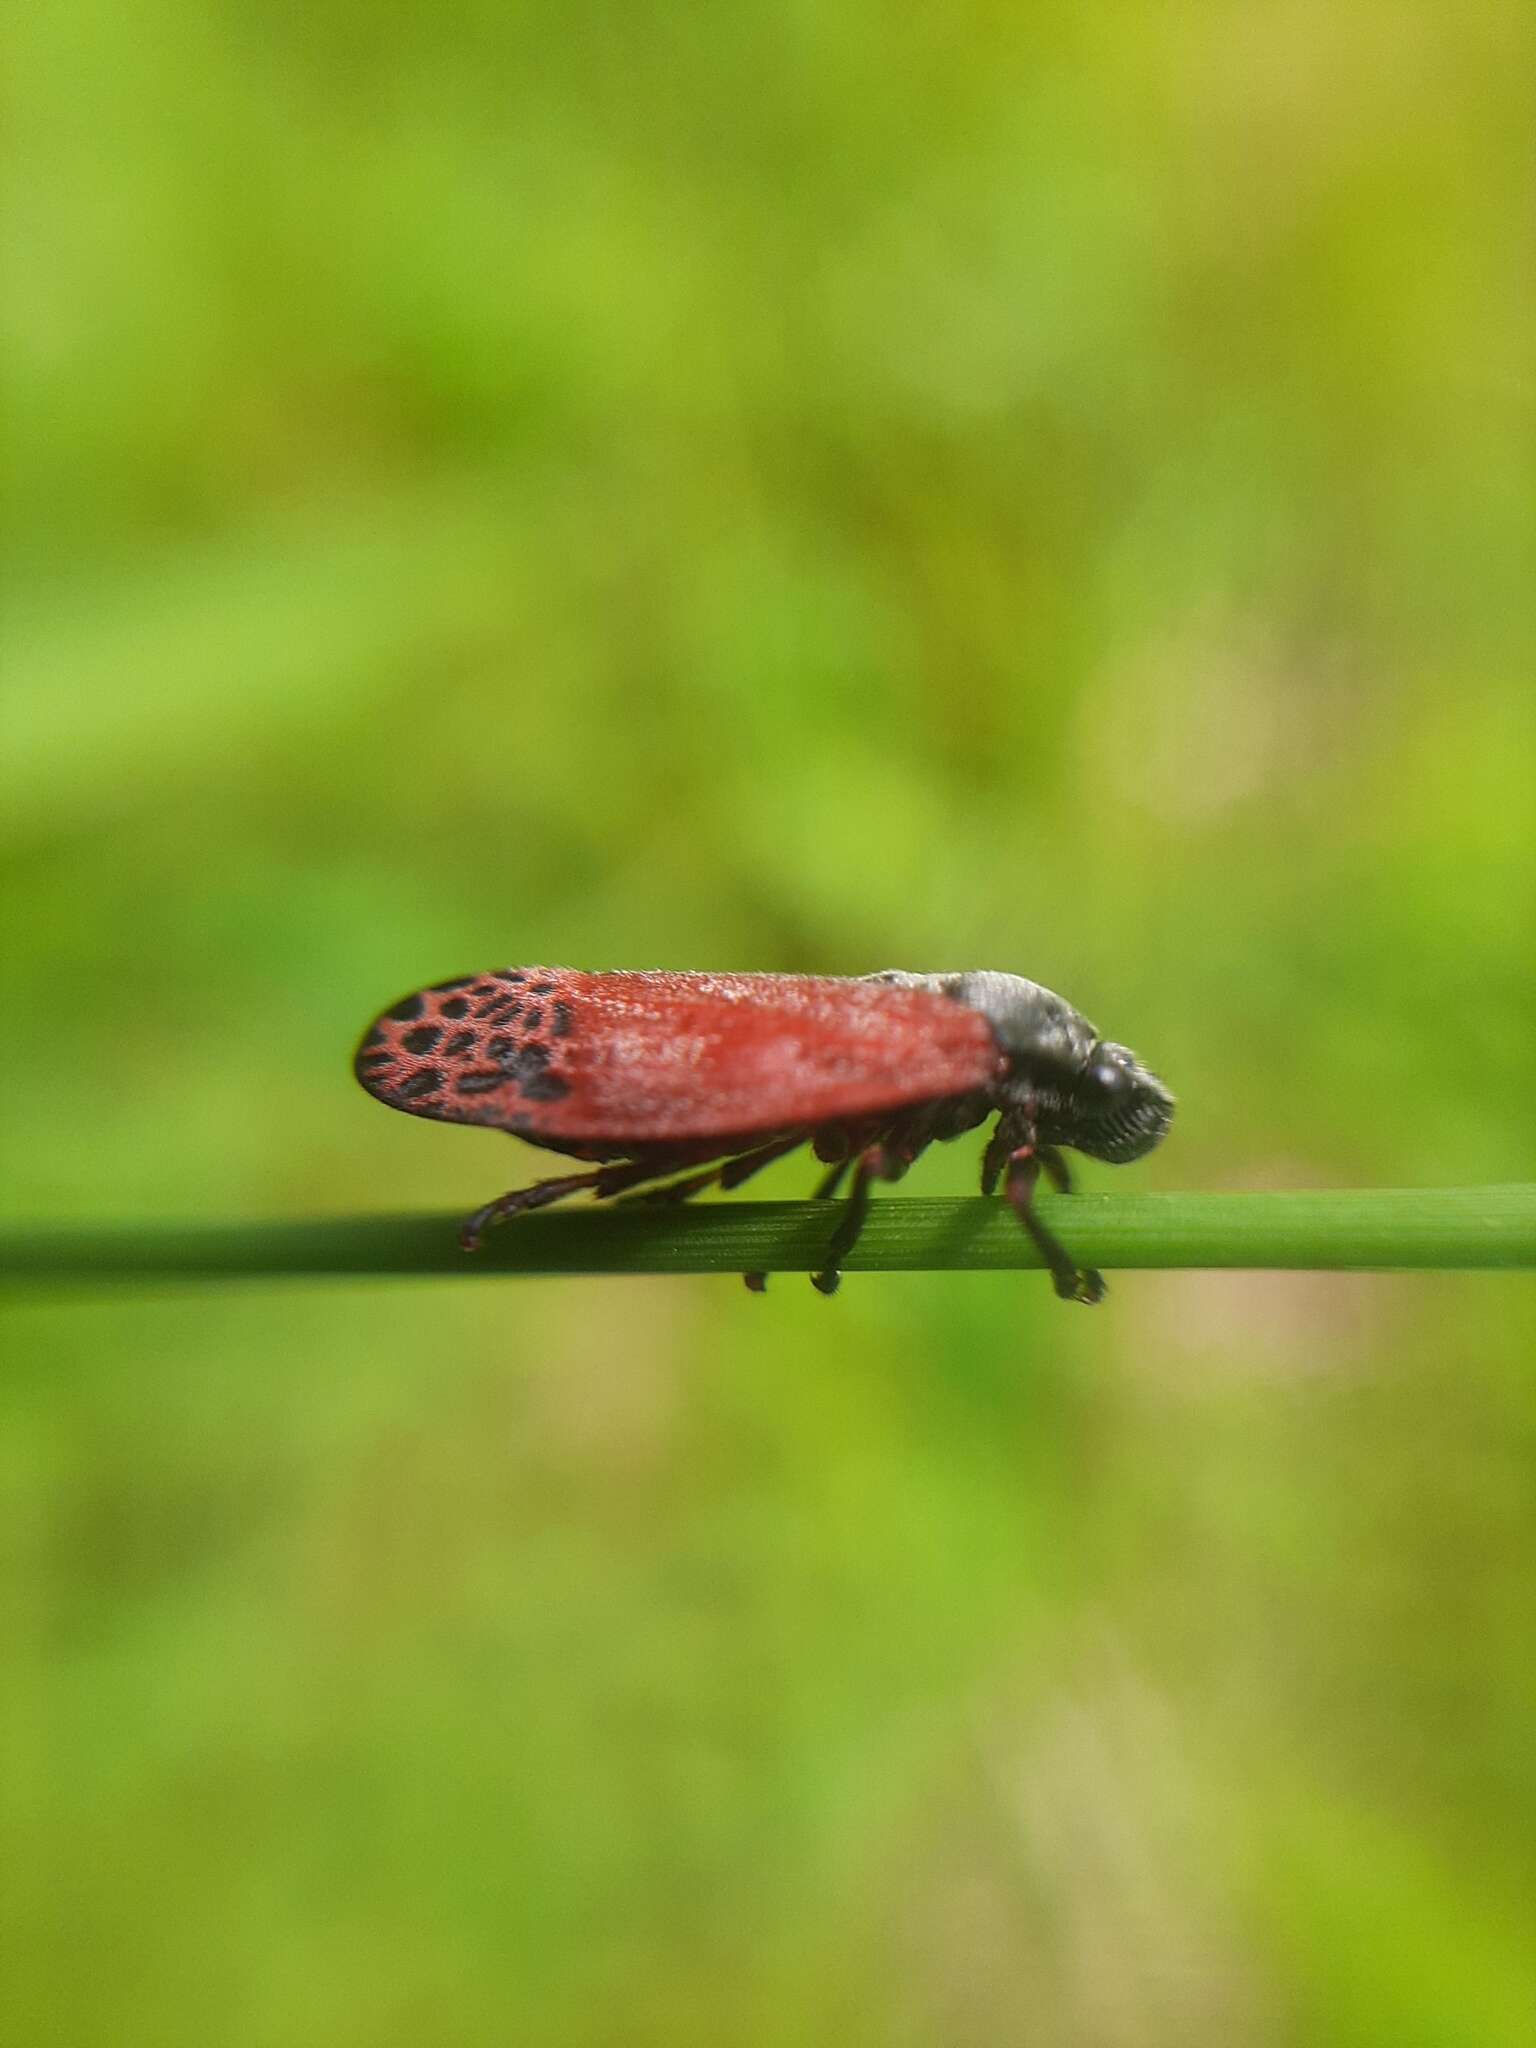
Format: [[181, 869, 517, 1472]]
[[1088, 1060, 1127, 1095]]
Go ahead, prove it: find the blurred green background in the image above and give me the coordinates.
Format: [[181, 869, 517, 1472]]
[[4, 4, 1533, 2043]]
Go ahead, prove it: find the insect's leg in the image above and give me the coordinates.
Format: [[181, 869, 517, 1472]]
[[461, 1169, 603, 1249], [726, 1136, 812, 1291], [611, 1133, 808, 1297], [743, 1146, 857, 1293], [811, 1142, 904, 1296], [620, 1159, 731, 1206], [1004, 1145, 1104, 1305], [743, 1146, 853, 1294], [622, 1133, 811, 1209], [460, 1157, 660, 1250], [809, 1158, 873, 1296], [1037, 1144, 1073, 1195], [981, 1123, 1012, 1196], [719, 1134, 807, 1191]]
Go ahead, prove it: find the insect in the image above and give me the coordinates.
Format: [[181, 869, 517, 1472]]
[[353, 968, 1174, 1302]]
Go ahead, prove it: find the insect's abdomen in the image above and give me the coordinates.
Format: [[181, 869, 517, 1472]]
[[354, 968, 1003, 1147]]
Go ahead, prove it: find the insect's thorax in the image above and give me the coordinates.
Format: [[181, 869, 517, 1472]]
[[866, 969, 1098, 1081], [864, 968, 1173, 1164]]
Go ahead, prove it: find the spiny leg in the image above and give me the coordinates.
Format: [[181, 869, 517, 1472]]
[[624, 1133, 808, 1208], [617, 1163, 723, 1206], [460, 1157, 664, 1251], [1004, 1145, 1105, 1304]]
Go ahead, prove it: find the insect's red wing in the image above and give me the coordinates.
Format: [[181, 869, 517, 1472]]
[[355, 969, 1002, 1146]]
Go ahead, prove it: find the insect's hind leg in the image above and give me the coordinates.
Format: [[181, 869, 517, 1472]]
[[460, 1157, 663, 1251], [622, 1133, 808, 1208]]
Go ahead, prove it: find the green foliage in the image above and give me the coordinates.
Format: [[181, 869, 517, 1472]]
[[3, 2, 1533, 2043]]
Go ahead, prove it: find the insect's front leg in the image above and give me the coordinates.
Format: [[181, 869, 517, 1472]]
[[1036, 1144, 1073, 1195], [981, 1123, 1012, 1196], [1002, 1139, 1104, 1305]]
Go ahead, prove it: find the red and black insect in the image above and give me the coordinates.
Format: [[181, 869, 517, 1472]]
[[353, 968, 1174, 1301]]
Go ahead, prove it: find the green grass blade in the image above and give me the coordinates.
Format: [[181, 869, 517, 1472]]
[[2, 1186, 1532, 1287]]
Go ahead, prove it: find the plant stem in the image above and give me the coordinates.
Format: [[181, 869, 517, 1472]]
[[2, 1186, 1531, 1287]]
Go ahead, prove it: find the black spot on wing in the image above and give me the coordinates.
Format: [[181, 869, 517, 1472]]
[[402, 1024, 442, 1055], [399, 1067, 443, 1099], [521, 1004, 543, 1030], [439, 995, 471, 1019], [551, 1002, 574, 1038], [443, 1029, 477, 1056], [507, 1041, 569, 1099], [455, 1070, 506, 1096], [387, 992, 425, 1022], [519, 1070, 570, 1102]]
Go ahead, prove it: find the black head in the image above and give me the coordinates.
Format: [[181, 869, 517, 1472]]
[[1054, 1039, 1175, 1163]]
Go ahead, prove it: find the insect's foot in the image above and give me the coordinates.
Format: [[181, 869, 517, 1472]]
[[1052, 1265, 1106, 1305], [459, 1209, 494, 1252], [810, 1269, 842, 1296], [743, 1270, 768, 1293], [459, 1192, 535, 1250]]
